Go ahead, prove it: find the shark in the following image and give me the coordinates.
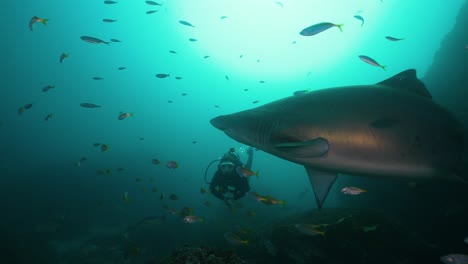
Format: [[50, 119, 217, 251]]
[[210, 69, 466, 209]]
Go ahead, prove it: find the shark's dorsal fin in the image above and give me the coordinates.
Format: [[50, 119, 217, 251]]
[[305, 167, 337, 210], [376, 69, 432, 99]]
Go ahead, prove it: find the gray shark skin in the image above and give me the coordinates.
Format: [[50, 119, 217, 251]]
[[210, 69, 465, 209]]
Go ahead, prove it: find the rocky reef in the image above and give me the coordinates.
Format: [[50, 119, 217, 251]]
[[423, 1, 468, 124], [155, 246, 247, 264]]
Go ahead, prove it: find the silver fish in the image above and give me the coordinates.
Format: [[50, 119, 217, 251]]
[[179, 20, 195, 27], [80, 103, 101, 108], [300, 22, 343, 36], [80, 36, 109, 44]]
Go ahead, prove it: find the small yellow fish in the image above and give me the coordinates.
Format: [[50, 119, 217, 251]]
[[59, 53, 69, 63], [224, 232, 249, 246], [118, 112, 133, 120], [295, 224, 325, 236], [100, 144, 109, 152], [29, 16, 49, 31], [236, 166, 259, 178], [44, 113, 54, 121]]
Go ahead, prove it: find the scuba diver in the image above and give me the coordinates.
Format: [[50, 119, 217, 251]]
[[208, 147, 254, 206]]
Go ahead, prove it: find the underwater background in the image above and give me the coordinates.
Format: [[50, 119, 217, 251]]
[[2, 0, 468, 263]]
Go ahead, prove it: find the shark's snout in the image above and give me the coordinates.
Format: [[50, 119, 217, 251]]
[[210, 116, 228, 131]]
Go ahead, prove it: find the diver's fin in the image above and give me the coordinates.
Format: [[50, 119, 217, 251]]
[[305, 167, 337, 210], [376, 69, 432, 99], [274, 137, 329, 158]]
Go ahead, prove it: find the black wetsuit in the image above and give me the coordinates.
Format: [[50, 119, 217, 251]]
[[210, 169, 250, 200]]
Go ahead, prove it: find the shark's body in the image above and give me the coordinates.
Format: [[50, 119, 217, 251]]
[[210, 69, 465, 209]]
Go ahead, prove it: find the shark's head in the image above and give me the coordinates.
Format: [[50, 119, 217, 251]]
[[210, 112, 265, 148]]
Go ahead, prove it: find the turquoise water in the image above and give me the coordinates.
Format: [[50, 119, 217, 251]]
[[2, 0, 468, 263]]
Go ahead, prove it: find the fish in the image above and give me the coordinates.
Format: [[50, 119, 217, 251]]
[[183, 215, 204, 223], [169, 50, 177, 54], [295, 224, 325, 236], [275, 1, 284, 7], [118, 112, 133, 120], [100, 144, 109, 152], [252, 100, 259, 104], [102, 19, 117, 23], [220, 16, 228, 19], [224, 232, 249, 245], [42, 85, 55, 92], [203, 55, 210, 59], [29, 16, 48, 31], [80, 36, 110, 45], [152, 159, 161, 165], [110, 38, 121, 42], [300, 22, 343, 36], [236, 166, 259, 178], [145, 1, 161, 5], [358, 55, 386, 70], [248, 191, 268, 202], [92, 76, 104, 80], [353, 15, 364, 27], [210, 69, 466, 209], [75, 157, 87, 167], [465, 237, 468, 245], [156, 73, 170, 78], [146, 10, 158, 14], [44, 114, 54, 121], [166, 161, 178, 169], [188, 38, 197, 42], [261, 196, 286, 206], [200, 188, 208, 194], [179, 20, 195, 27], [175, 77, 183, 80], [118, 67, 126, 70], [80, 103, 101, 108], [123, 192, 129, 202], [362, 225, 378, 232], [59, 53, 69, 63], [440, 254, 468, 264], [385, 36, 404, 41], [18, 103, 32, 114], [341, 186, 367, 195], [104, 0, 117, 4]]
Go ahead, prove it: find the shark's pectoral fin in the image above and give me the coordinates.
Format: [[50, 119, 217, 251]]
[[305, 167, 337, 210], [274, 137, 329, 158]]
